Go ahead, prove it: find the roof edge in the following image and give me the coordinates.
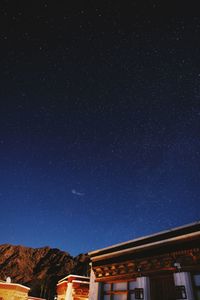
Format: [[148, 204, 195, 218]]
[[89, 221, 200, 257]]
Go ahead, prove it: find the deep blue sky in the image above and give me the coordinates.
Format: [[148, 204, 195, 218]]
[[0, 1, 200, 255]]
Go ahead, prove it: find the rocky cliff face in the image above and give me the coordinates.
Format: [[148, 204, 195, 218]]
[[0, 244, 90, 300]]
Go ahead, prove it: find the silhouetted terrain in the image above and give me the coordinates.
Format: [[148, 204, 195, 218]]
[[0, 244, 90, 300]]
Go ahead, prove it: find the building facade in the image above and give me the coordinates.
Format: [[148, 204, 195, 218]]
[[88, 222, 200, 300], [0, 281, 30, 300], [57, 274, 90, 300]]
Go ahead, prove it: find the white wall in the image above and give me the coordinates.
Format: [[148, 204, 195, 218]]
[[89, 268, 101, 300], [174, 272, 195, 300]]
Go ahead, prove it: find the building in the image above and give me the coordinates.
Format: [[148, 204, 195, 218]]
[[0, 280, 30, 300], [0, 279, 46, 300], [56, 274, 90, 300], [88, 222, 200, 300]]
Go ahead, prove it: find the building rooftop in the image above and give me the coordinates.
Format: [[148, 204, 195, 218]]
[[58, 274, 90, 283], [89, 221, 200, 261]]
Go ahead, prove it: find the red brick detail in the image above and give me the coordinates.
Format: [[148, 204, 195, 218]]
[[73, 283, 80, 289], [0, 283, 29, 293], [57, 282, 67, 295], [74, 288, 89, 297]]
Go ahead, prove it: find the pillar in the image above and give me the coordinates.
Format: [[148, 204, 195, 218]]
[[173, 272, 194, 300], [89, 267, 101, 300], [136, 276, 150, 300], [65, 282, 72, 300]]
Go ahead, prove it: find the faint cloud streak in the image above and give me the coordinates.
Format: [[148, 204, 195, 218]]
[[71, 189, 85, 196]]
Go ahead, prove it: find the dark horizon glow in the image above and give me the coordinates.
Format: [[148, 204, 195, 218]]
[[0, 2, 200, 256]]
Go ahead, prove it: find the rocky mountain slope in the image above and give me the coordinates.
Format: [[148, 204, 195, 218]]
[[0, 244, 90, 300]]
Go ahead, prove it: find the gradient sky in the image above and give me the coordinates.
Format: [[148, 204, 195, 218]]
[[0, 1, 200, 256]]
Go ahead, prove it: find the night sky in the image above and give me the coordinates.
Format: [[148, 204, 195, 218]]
[[0, 1, 200, 255]]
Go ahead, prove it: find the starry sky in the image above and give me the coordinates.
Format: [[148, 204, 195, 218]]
[[0, 1, 200, 255]]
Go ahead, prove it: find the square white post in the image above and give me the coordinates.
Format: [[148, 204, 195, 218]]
[[137, 276, 150, 300], [65, 282, 72, 300], [173, 272, 195, 300], [89, 268, 101, 300]]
